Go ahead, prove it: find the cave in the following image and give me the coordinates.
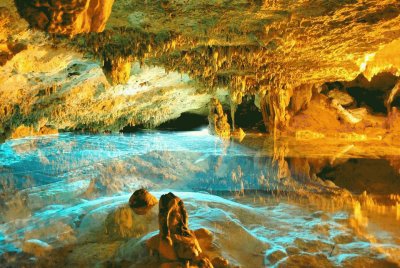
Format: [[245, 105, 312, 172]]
[[1, 0, 400, 267]]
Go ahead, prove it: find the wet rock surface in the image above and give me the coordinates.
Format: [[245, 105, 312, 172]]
[[147, 192, 224, 267], [129, 188, 158, 215]]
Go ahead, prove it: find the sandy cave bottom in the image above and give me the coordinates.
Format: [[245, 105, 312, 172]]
[[0, 130, 400, 267]]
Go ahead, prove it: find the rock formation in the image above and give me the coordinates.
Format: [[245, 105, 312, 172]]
[[14, 0, 115, 36], [129, 189, 158, 215], [0, 0, 399, 139], [103, 56, 131, 85], [208, 98, 231, 138], [146, 192, 230, 268], [105, 190, 158, 239], [149, 192, 202, 262]]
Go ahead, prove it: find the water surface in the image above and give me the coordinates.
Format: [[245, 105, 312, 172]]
[[0, 130, 399, 267]]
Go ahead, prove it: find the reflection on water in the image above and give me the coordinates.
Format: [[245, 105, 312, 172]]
[[0, 131, 400, 267]]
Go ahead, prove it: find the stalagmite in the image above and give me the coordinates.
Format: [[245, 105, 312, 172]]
[[145, 192, 228, 267], [259, 86, 292, 134], [230, 100, 237, 131], [260, 94, 270, 132], [208, 98, 231, 138]]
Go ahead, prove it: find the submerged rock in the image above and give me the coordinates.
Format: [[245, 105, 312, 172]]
[[266, 249, 287, 264], [278, 253, 333, 268]]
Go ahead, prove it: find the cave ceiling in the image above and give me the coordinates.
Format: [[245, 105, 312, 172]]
[[0, 0, 400, 139], [15, 0, 400, 87]]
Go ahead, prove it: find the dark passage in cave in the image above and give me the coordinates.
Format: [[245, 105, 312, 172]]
[[232, 95, 265, 132], [157, 113, 208, 131], [120, 113, 208, 132], [324, 72, 400, 114]]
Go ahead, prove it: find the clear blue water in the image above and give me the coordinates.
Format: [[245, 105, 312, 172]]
[[0, 130, 399, 267], [0, 130, 282, 193]]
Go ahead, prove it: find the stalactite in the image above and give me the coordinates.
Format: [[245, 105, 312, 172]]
[[386, 80, 400, 114], [229, 88, 243, 131], [258, 85, 293, 135], [102, 57, 132, 85], [272, 139, 290, 180], [230, 100, 237, 131], [260, 93, 270, 132]]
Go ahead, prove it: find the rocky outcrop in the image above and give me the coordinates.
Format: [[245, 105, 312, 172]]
[[14, 0, 115, 35], [10, 124, 58, 139]]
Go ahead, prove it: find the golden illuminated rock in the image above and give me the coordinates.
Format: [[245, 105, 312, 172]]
[[10, 125, 58, 139], [157, 192, 201, 260], [0, 42, 27, 66], [387, 107, 400, 131], [0, 0, 399, 139], [129, 189, 158, 215], [145, 192, 227, 267], [231, 128, 246, 142], [14, 0, 115, 35], [208, 98, 231, 138], [103, 57, 131, 85]]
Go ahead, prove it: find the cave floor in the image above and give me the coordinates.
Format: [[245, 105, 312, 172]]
[[0, 130, 400, 267]]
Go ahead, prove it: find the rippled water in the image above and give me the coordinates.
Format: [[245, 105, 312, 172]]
[[0, 130, 400, 267]]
